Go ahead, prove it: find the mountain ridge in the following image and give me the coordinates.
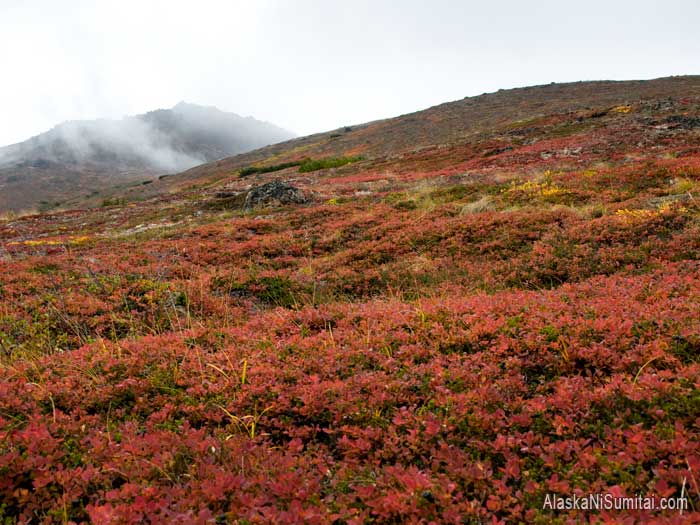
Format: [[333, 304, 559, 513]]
[[0, 103, 295, 212], [125, 75, 700, 198], [3, 76, 700, 214]]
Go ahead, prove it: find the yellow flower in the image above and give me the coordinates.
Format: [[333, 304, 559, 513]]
[[503, 180, 567, 199], [611, 105, 632, 113]]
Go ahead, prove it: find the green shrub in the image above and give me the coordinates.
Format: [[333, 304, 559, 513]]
[[239, 161, 303, 177], [101, 197, 127, 207], [298, 156, 363, 173], [238, 156, 364, 177], [212, 275, 303, 308]]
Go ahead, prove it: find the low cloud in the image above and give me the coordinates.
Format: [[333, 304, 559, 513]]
[[46, 117, 204, 172], [0, 103, 295, 174]]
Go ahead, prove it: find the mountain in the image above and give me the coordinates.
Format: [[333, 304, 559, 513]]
[[0, 102, 294, 212], [130, 75, 700, 196]]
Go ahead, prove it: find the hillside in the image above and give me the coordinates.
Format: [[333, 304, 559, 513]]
[[1, 76, 700, 523], [0, 102, 294, 213], [132, 75, 700, 196]]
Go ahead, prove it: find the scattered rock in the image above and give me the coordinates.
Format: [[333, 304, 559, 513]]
[[207, 181, 308, 211], [644, 98, 677, 112], [647, 193, 693, 208], [540, 147, 582, 160], [243, 181, 308, 209], [559, 147, 582, 157], [665, 115, 700, 130]]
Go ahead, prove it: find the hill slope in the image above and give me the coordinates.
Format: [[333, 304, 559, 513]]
[[0, 102, 294, 213], [136, 75, 700, 196], [1, 76, 700, 522]]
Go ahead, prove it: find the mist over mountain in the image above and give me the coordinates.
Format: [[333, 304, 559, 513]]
[[0, 103, 295, 212]]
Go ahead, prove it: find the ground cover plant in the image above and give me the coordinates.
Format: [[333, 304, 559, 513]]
[[239, 161, 304, 177], [1, 83, 700, 523], [298, 156, 364, 173]]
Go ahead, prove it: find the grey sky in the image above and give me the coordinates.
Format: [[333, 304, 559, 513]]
[[1, 0, 699, 147]]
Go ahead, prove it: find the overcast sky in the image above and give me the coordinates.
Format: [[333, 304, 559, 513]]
[[1, 0, 699, 146]]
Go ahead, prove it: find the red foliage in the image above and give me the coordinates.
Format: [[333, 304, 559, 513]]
[[2, 93, 700, 523]]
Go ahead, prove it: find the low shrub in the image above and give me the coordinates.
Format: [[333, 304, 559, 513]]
[[239, 161, 303, 177], [298, 156, 363, 173], [101, 197, 127, 207]]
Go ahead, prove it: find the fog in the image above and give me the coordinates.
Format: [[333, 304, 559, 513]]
[[1, 0, 699, 148], [0, 103, 295, 173], [7, 117, 204, 172]]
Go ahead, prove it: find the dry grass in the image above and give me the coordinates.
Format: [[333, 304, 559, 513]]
[[459, 195, 496, 214], [0, 208, 38, 222]]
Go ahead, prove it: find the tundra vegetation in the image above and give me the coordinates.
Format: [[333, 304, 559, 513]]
[[1, 84, 700, 523]]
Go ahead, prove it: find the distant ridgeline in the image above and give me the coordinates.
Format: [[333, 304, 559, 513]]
[[0, 102, 295, 213]]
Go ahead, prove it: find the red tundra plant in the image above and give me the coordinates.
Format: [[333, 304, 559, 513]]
[[2, 96, 700, 522], [1, 263, 699, 523]]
